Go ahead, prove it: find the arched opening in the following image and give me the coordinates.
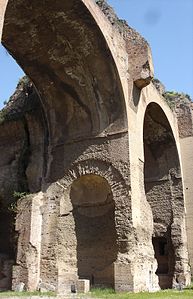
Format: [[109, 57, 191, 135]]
[[2, 0, 127, 143], [143, 103, 188, 289], [1, 0, 128, 292], [70, 174, 118, 288], [1, 0, 128, 186]]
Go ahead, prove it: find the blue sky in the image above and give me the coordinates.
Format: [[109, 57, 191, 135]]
[[108, 0, 193, 98], [0, 0, 193, 109]]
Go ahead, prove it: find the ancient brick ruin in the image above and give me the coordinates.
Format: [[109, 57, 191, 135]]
[[0, 0, 193, 295]]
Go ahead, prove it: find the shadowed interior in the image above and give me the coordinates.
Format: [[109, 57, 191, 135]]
[[71, 174, 118, 288], [143, 103, 183, 289]]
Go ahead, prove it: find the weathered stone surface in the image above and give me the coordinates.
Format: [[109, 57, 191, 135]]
[[152, 78, 165, 95], [0, 0, 192, 295], [96, 0, 154, 89], [144, 102, 190, 289], [76, 279, 90, 293]]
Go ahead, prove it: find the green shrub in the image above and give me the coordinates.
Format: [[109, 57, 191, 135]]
[[13, 191, 28, 200]]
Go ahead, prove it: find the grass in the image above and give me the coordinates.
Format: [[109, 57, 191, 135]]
[[0, 288, 193, 298], [81, 287, 193, 299], [0, 291, 56, 297]]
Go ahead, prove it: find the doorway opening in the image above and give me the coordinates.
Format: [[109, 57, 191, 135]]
[[152, 236, 175, 289], [70, 174, 118, 288]]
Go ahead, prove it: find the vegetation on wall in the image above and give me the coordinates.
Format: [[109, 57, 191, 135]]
[[152, 78, 192, 111]]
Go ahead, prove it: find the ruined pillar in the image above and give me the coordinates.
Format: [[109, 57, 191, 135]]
[[176, 100, 193, 275], [180, 136, 193, 275], [12, 193, 43, 291]]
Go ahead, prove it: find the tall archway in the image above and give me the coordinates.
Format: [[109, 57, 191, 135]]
[[1, 0, 129, 292], [2, 0, 127, 147], [143, 102, 190, 289]]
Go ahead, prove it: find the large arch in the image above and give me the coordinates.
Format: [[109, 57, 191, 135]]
[[126, 82, 192, 292], [0, 0, 134, 293], [2, 0, 127, 136], [0, 0, 130, 292], [143, 102, 190, 289], [1, 0, 130, 186], [0, 0, 167, 294]]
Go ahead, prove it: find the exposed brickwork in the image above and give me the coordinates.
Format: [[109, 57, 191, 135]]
[[0, 0, 192, 295]]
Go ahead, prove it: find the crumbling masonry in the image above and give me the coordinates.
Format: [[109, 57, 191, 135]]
[[0, 0, 193, 294]]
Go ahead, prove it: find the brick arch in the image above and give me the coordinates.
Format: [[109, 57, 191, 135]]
[[58, 158, 131, 239], [53, 158, 131, 292]]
